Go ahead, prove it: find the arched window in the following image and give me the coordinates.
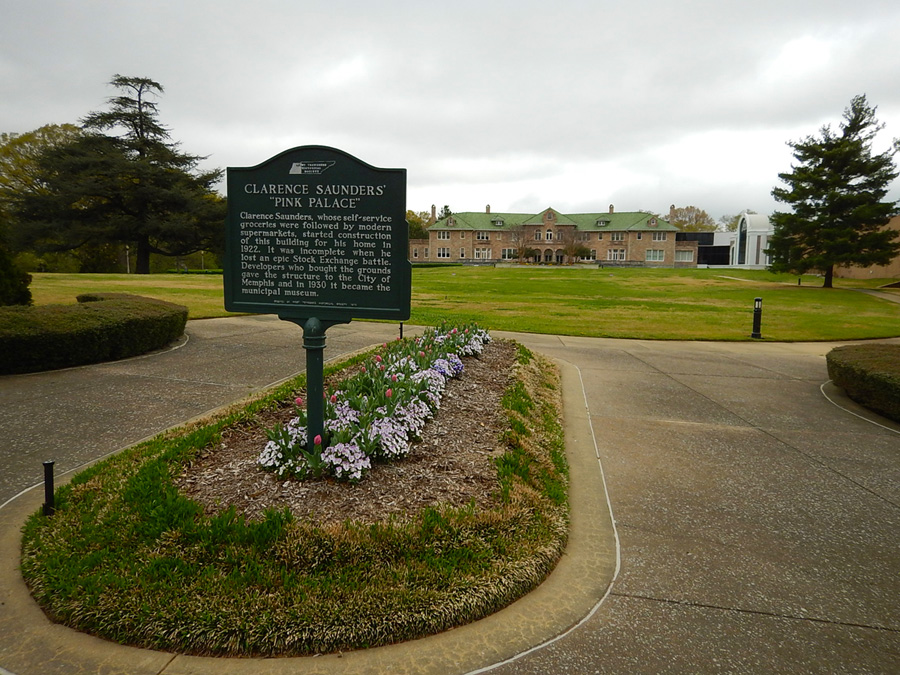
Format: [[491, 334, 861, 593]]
[[546, 229, 553, 241]]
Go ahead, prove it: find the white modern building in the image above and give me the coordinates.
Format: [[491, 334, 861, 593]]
[[729, 212, 773, 268]]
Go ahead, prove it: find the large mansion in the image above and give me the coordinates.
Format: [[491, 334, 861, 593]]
[[411, 205, 698, 266]]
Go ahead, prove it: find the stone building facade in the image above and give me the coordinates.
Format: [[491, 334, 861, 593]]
[[410, 205, 697, 266]]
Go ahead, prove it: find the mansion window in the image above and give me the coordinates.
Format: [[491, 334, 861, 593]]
[[476, 231, 490, 240], [610, 232, 624, 241], [413, 248, 418, 258], [579, 250, 597, 261], [437, 231, 450, 240], [652, 231, 667, 241], [534, 230, 542, 241], [607, 249, 626, 261], [474, 247, 491, 259], [460, 247, 466, 258], [577, 232, 590, 241], [501, 248, 516, 260], [675, 250, 694, 262], [545, 229, 553, 241], [645, 249, 664, 262], [636, 232, 642, 240], [424, 248, 429, 258], [437, 247, 450, 258]]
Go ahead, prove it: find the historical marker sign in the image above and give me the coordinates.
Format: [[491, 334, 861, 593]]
[[224, 146, 410, 322]]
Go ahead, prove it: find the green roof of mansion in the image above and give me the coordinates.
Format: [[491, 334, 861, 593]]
[[429, 209, 676, 232]]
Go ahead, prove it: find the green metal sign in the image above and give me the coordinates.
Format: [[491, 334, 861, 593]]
[[224, 146, 410, 322]]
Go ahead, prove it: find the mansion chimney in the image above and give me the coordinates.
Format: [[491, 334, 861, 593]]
[[609, 204, 615, 214], [486, 204, 491, 214], [431, 204, 436, 221]]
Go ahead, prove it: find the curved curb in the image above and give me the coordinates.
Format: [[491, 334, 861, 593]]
[[0, 355, 618, 675], [820, 381, 900, 435]]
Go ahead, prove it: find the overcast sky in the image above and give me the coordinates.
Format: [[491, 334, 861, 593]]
[[3, 0, 900, 222]]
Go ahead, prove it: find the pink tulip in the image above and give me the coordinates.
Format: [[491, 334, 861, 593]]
[[375, 355, 382, 363], [361, 366, 366, 373], [330, 394, 337, 403], [386, 388, 392, 398], [419, 351, 425, 357], [314, 434, 322, 446], [295, 397, 303, 406], [391, 374, 398, 382]]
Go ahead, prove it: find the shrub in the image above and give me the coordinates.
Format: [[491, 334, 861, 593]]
[[0, 243, 32, 306], [826, 344, 900, 423], [0, 293, 187, 374]]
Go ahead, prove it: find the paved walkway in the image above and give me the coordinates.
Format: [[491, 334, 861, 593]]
[[491, 332, 900, 673], [1, 317, 899, 673]]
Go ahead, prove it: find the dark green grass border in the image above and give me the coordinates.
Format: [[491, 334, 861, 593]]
[[20, 341, 568, 657]]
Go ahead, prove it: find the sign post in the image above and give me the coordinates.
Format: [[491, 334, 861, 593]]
[[224, 146, 410, 449]]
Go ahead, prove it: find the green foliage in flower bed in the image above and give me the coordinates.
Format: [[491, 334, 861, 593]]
[[826, 344, 900, 423], [260, 323, 492, 482], [20, 332, 569, 656], [0, 292, 187, 374]]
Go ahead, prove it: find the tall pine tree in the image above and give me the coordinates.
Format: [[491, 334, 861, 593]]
[[768, 95, 900, 287], [15, 75, 225, 274]]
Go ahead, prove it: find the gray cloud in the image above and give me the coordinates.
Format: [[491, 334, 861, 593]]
[[2, 0, 899, 220]]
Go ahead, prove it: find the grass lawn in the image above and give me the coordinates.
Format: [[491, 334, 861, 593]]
[[29, 267, 900, 341]]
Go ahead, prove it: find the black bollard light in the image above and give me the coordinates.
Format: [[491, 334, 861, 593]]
[[42, 460, 55, 516], [400, 322, 404, 340], [751, 297, 763, 339]]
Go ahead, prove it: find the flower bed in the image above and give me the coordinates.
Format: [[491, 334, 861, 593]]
[[259, 322, 491, 482], [20, 327, 569, 656]]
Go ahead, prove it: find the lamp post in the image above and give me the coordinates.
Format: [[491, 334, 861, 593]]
[[751, 297, 763, 339]]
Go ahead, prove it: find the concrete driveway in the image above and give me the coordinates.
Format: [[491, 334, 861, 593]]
[[492, 332, 900, 673]]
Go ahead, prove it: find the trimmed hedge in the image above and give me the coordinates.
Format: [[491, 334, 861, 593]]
[[826, 344, 900, 423], [0, 293, 188, 375]]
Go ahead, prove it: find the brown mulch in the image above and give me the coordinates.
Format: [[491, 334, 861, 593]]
[[174, 339, 516, 526]]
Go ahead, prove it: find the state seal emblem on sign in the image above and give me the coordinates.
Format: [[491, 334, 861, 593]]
[[289, 161, 336, 174]]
